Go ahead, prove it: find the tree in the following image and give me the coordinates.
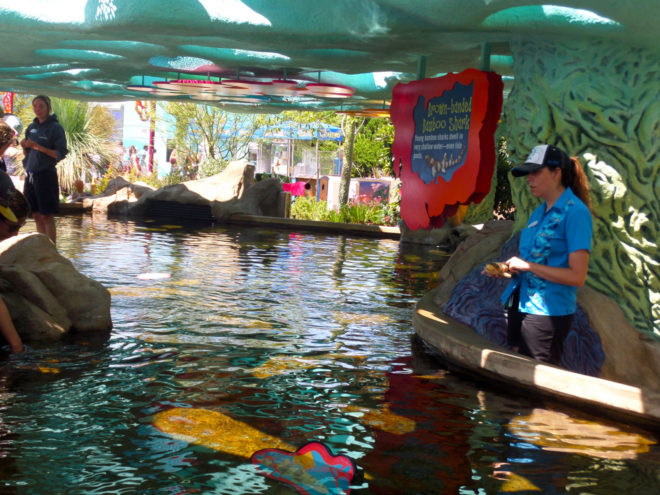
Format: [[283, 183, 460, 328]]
[[352, 118, 394, 177], [163, 102, 267, 178], [338, 116, 362, 206]]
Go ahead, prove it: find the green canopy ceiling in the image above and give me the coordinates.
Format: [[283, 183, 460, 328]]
[[0, 1, 657, 113]]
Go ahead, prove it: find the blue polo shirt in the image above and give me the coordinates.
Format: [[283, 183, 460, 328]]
[[517, 187, 592, 316]]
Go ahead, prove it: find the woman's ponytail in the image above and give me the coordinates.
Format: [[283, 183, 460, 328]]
[[562, 157, 591, 210]]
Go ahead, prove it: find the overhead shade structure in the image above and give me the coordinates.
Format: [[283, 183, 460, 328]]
[[0, 2, 654, 113]]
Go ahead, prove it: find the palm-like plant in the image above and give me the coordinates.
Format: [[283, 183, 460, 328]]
[[50, 98, 120, 194]]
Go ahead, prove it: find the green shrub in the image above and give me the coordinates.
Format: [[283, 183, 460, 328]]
[[290, 195, 400, 226], [291, 196, 332, 221]]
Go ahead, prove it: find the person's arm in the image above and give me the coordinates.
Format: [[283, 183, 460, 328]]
[[22, 124, 68, 162], [21, 139, 58, 159], [0, 298, 23, 353], [506, 249, 590, 287]]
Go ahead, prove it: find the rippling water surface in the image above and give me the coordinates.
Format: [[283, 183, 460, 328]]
[[1, 216, 659, 494]]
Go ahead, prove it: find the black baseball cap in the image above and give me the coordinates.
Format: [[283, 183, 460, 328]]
[[511, 144, 571, 177]]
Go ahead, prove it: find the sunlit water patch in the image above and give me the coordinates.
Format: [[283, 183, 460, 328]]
[[1, 216, 658, 494]]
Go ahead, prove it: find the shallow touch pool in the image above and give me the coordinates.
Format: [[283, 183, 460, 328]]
[[1, 215, 659, 495]]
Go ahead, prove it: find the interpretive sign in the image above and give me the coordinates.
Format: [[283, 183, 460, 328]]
[[391, 69, 503, 230]]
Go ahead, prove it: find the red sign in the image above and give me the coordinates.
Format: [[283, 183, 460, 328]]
[[390, 69, 503, 230], [2, 92, 13, 114]]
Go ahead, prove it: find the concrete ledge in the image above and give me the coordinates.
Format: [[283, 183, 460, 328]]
[[414, 287, 660, 429], [228, 214, 401, 239], [58, 202, 91, 214]]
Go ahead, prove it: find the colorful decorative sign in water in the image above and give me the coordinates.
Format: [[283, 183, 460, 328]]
[[390, 69, 503, 229], [251, 441, 358, 495]]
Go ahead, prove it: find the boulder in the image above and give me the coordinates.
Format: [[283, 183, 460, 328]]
[[577, 285, 660, 391], [433, 220, 514, 308], [400, 221, 478, 248], [84, 177, 154, 215], [84, 160, 283, 220], [211, 178, 287, 220], [0, 233, 112, 342], [128, 160, 255, 218]]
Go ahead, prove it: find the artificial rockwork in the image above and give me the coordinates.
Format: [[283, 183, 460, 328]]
[[0, 233, 112, 342], [500, 38, 659, 336], [84, 160, 287, 221]]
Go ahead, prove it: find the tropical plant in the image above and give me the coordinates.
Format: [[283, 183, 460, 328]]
[[50, 98, 120, 194]]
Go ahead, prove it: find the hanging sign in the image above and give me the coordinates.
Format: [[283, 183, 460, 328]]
[[390, 69, 503, 230], [2, 92, 13, 114]]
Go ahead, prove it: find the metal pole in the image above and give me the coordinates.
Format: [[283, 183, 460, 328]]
[[480, 42, 491, 72], [417, 55, 427, 80]]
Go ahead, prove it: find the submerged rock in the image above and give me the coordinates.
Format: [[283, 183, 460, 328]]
[[0, 233, 112, 342]]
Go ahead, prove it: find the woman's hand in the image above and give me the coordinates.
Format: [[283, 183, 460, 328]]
[[505, 251, 590, 287], [22, 138, 38, 150], [482, 262, 511, 278], [505, 257, 531, 274]]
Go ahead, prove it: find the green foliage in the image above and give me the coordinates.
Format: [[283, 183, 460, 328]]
[[291, 196, 333, 221], [463, 136, 515, 224], [353, 118, 395, 177], [198, 157, 227, 178], [94, 169, 115, 195], [493, 136, 514, 219], [290, 195, 400, 226]]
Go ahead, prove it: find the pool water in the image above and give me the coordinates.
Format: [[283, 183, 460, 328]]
[[1, 216, 659, 494]]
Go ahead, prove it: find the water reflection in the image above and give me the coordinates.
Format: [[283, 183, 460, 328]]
[[2, 216, 659, 494]]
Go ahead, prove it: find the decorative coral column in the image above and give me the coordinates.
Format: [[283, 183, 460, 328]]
[[501, 38, 660, 335]]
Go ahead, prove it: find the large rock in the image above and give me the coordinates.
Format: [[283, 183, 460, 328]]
[[577, 286, 660, 391], [84, 160, 285, 220], [84, 176, 154, 216], [0, 234, 112, 342], [433, 220, 514, 308], [128, 159, 255, 218], [211, 178, 287, 220], [400, 222, 478, 248]]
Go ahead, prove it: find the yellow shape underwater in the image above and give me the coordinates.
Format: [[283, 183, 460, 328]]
[[344, 404, 416, 435], [500, 472, 542, 492], [153, 407, 295, 458], [508, 408, 656, 460]]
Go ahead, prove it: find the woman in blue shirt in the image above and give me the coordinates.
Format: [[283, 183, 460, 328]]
[[498, 144, 592, 365]]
